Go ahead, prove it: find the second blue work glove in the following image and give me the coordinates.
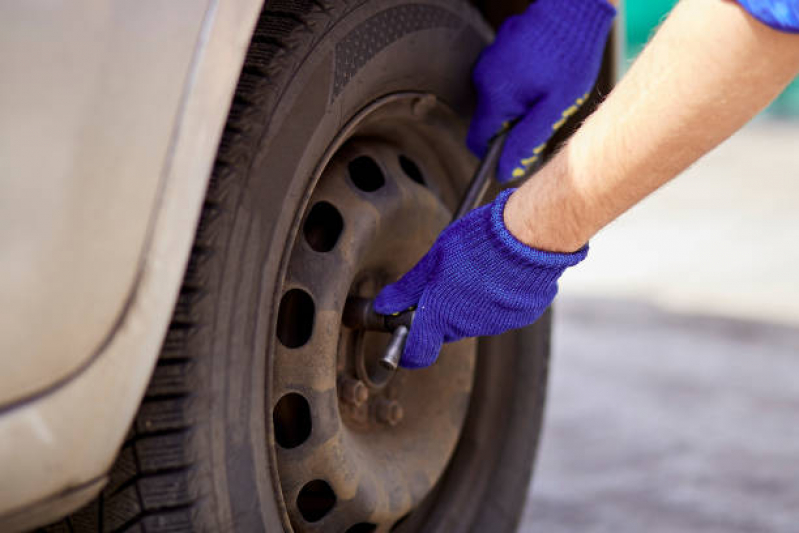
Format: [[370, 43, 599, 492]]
[[467, 0, 616, 182], [374, 190, 587, 369]]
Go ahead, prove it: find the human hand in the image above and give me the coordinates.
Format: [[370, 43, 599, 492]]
[[373, 190, 587, 369], [467, 0, 616, 182]]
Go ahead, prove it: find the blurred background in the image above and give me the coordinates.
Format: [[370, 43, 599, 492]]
[[522, 3, 799, 532]]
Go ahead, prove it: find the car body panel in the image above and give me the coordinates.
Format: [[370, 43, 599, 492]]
[[0, 0, 210, 406], [0, 0, 263, 527]]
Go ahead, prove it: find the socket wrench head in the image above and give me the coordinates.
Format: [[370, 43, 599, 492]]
[[380, 325, 409, 371]]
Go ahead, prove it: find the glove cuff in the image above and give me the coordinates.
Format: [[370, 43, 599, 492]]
[[490, 189, 588, 271], [522, 0, 616, 63]]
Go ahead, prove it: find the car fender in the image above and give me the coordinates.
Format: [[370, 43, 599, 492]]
[[0, 0, 262, 527]]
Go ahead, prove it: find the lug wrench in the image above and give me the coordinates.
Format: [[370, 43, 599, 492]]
[[342, 132, 508, 371]]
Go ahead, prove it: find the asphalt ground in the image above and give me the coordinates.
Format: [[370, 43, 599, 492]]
[[522, 297, 799, 533], [520, 120, 799, 532]]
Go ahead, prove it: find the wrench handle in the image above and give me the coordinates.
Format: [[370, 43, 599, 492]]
[[453, 131, 507, 221]]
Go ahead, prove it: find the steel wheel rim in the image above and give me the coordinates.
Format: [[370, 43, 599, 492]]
[[266, 94, 479, 532]]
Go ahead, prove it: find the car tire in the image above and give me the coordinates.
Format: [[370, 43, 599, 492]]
[[46, 1, 552, 531]]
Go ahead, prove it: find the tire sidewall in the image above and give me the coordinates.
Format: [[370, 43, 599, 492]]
[[201, 2, 498, 529]]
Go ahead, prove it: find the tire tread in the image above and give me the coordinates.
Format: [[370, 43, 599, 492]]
[[41, 2, 338, 531]]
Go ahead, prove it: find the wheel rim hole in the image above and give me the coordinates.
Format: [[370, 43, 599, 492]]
[[349, 156, 385, 192], [346, 523, 377, 533], [273, 393, 312, 449], [398, 155, 425, 186], [297, 480, 336, 522], [277, 289, 315, 348], [304, 201, 343, 252]]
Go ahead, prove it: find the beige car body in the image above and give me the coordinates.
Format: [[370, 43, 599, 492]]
[[0, 0, 263, 529]]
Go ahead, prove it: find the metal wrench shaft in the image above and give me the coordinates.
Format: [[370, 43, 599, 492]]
[[452, 132, 507, 220]]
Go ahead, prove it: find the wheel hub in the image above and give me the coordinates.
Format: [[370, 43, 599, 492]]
[[271, 95, 477, 532]]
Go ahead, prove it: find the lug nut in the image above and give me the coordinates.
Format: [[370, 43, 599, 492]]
[[375, 398, 404, 426], [339, 377, 369, 407]]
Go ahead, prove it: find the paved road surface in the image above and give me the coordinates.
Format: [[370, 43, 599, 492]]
[[521, 120, 799, 532], [522, 298, 799, 532]]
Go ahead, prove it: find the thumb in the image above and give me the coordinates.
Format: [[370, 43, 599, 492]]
[[498, 94, 585, 183], [399, 309, 444, 369], [373, 251, 435, 315]]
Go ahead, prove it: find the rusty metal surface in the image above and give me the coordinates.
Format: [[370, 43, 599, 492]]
[[270, 96, 478, 532]]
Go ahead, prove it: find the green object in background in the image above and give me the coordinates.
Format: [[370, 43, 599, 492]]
[[624, 0, 799, 117], [770, 77, 799, 117], [625, 0, 677, 56]]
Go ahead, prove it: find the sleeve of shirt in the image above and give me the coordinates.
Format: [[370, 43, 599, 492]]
[[736, 0, 799, 33]]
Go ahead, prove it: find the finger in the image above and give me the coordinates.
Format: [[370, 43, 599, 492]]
[[373, 252, 435, 315], [467, 47, 528, 158], [466, 91, 522, 159], [497, 97, 559, 183], [498, 93, 588, 183], [398, 311, 444, 370]]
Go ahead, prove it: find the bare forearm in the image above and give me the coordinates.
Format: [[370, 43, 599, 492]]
[[505, 0, 799, 252]]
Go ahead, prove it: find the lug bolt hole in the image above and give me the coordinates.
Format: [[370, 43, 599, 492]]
[[277, 289, 315, 348], [349, 156, 385, 192], [398, 155, 425, 186], [346, 523, 377, 533], [273, 393, 312, 449], [304, 201, 344, 252], [297, 479, 336, 522]]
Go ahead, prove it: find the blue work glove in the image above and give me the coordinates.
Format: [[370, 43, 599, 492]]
[[736, 0, 799, 33], [467, 0, 616, 182], [374, 190, 587, 369]]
